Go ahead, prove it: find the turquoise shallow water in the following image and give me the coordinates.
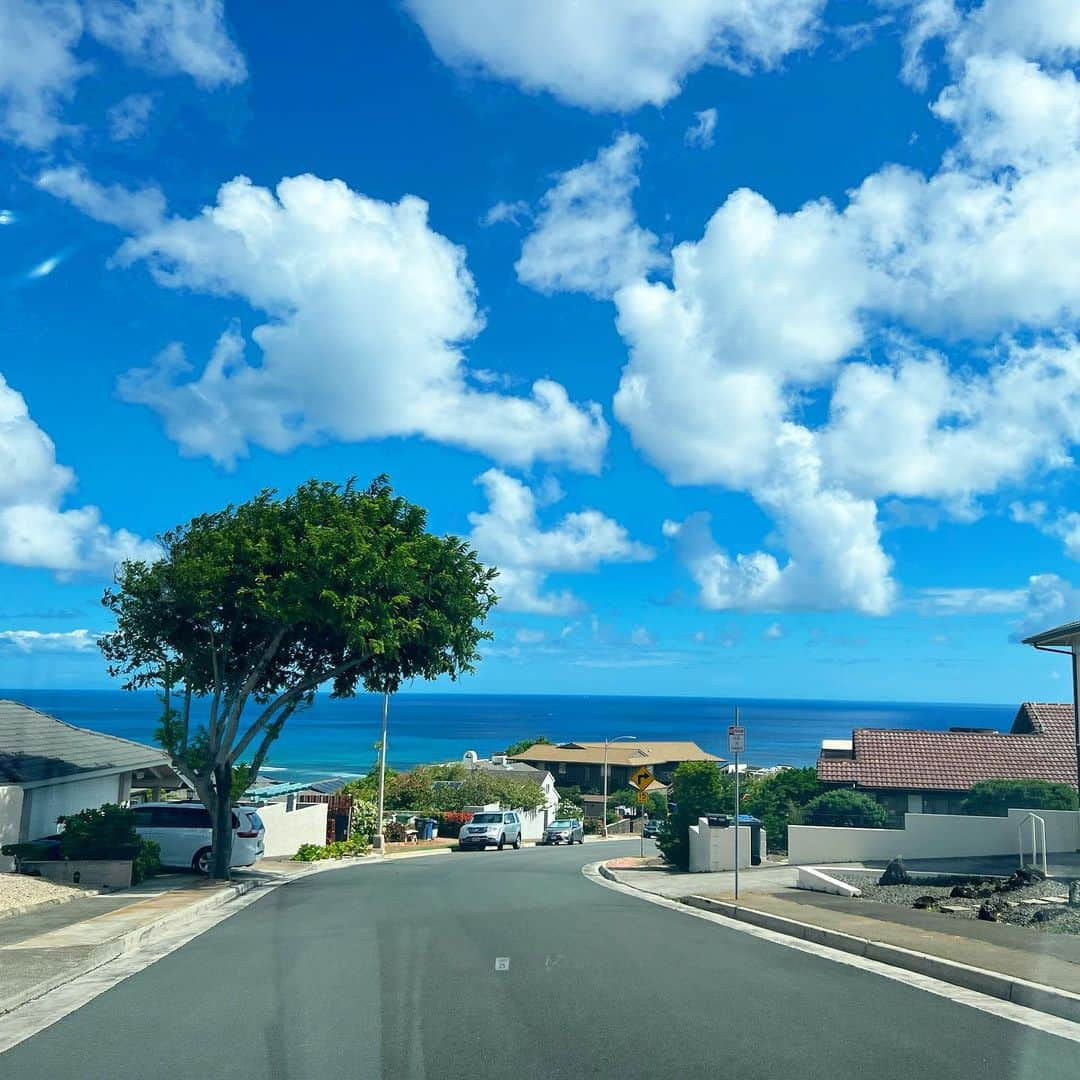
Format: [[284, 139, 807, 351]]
[[2, 688, 1018, 783]]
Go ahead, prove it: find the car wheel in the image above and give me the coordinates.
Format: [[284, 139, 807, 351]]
[[497, 834, 505, 851], [513, 834, 521, 849], [193, 847, 212, 875]]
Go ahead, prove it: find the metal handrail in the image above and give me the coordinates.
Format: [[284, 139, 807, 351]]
[[1018, 812, 1048, 877]]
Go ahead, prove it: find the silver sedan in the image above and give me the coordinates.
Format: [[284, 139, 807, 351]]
[[541, 818, 585, 845]]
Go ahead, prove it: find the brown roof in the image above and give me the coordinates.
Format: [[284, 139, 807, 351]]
[[510, 741, 722, 767], [817, 703, 1077, 793]]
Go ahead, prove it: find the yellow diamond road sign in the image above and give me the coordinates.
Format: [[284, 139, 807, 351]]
[[630, 766, 654, 790]]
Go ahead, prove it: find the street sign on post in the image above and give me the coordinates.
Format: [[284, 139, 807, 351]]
[[629, 766, 654, 790], [728, 726, 745, 754], [636, 789, 648, 804]]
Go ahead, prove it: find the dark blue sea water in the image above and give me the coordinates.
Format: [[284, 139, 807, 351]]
[[2, 689, 1019, 784]]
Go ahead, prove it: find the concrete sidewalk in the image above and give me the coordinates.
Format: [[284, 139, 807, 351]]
[[601, 858, 1080, 1024]]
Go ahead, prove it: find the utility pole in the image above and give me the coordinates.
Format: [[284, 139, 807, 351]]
[[375, 691, 390, 852], [603, 735, 636, 838]]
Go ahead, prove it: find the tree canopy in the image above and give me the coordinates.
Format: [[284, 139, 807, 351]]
[[802, 790, 890, 828], [657, 760, 731, 869], [504, 735, 553, 756], [962, 778, 1078, 817], [741, 767, 825, 853], [100, 476, 497, 877]]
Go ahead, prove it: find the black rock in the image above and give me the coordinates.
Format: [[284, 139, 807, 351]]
[[977, 902, 998, 921], [912, 895, 938, 910], [879, 857, 912, 886], [1032, 907, 1064, 924], [949, 885, 977, 899]]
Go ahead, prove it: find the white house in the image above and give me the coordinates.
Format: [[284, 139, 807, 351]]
[[0, 699, 179, 870], [461, 751, 560, 840]]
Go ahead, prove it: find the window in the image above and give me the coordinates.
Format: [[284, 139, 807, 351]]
[[156, 806, 212, 829], [558, 762, 566, 775]]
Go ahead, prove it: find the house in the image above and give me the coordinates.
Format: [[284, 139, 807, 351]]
[[461, 752, 559, 839], [510, 740, 721, 793], [0, 699, 180, 870], [816, 702, 1078, 818]]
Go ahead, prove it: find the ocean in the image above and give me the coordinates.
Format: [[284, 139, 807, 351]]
[[3, 688, 1020, 784]]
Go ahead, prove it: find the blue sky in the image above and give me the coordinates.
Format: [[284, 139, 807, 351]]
[[1, 0, 1079, 703]]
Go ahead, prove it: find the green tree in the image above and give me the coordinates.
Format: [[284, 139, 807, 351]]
[[100, 477, 496, 879], [657, 761, 729, 869], [962, 778, 1078, 817], [802, 790, 890, 828], [504, 735, 553, 756], [741, 767, 825, 853]]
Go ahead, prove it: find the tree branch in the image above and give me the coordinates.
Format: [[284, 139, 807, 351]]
[[180, 681, 192, 757], [222, 626, 286, 755], [229, 655, 369, 763], [245, 702, 298, 783]]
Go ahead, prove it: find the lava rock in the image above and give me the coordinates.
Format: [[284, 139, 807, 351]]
[[912, 895, 938, 910], [977, 902, 999, 922], [1032, 907, 1065, 924], [949, 885, 977, 899], [879, 857, 912, 886]]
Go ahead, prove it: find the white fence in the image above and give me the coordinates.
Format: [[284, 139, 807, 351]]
[[0, 784, 23, 872], [257, 800, 328, 858], [788, 807, 1080, 865]]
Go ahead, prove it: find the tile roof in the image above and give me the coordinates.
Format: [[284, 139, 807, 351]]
[[0, 699, 169, 785], [510, 741, 722, 766], [816, 702, 1077, 793]]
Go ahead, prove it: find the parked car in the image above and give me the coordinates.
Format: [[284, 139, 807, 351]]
[[642, 818, 664, 840], [132, 802, 265, 873], [541, 818, 584, 845], [457, 811, 522, 850]]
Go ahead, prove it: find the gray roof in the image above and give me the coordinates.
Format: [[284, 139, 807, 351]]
[[471, 760, 546, 780], [0, 699, 170, 785], [1022, 620, 1080, 647]]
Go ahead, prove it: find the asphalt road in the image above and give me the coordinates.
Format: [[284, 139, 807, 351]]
[[3, 840, 1078, 1079]]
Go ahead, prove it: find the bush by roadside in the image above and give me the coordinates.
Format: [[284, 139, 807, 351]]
[[292, 837, 369, 861]]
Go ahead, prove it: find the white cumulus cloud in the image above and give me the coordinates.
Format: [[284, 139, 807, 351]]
[[107, 91, 154, 140], [468, 468, 653, 614], [405, 0, 825, 111], [46, 171, 608, 472], [0, 375, 157, 573], [0, 0, 244, 149], [517, 134, 666, 299]]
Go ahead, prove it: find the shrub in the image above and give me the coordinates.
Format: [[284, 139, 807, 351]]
[[556, 802, 584, 821], [802, 790, 890, 828], [58, 804, 142, 861], [133, 839, 161, 883], [432, 811, 472, 838], [291, 837, 369, 861], [741, 767, 826, 854], [658, 761, 731, 870], [350, 798, 379, 842], [962, 779, 1078, 817]]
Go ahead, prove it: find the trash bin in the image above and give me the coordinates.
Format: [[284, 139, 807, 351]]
[[417, 818, 434, 841], [736, 814, 764, 865]]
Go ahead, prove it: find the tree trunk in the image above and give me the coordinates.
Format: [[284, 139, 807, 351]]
[[210, 762, 234, 880]]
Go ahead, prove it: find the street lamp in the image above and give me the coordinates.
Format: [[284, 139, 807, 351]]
[[603, 735, 636, 838]]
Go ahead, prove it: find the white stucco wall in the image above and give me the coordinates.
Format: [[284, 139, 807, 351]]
[[0, 784, 24, 871], [26, 775, 124, 840], [257, 800, 328, 858], [689, 821, 753, 872], [788, 807, 1080, 865]]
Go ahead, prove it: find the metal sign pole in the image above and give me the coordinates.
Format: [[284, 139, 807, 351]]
[[734, 706, 740, 902]]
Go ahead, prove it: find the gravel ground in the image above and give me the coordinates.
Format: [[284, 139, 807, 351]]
[[830, 870, 1080, 936], [0, 872, 91, 916]]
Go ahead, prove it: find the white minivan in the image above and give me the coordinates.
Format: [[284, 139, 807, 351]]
[[133, 802, 265, 873]]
